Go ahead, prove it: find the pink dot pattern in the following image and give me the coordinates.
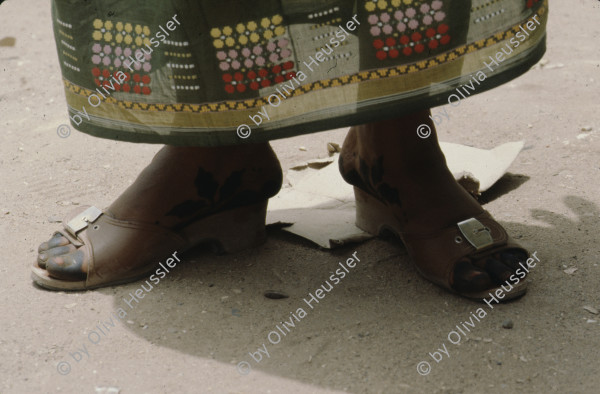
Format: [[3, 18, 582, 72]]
[[216, 38, 292, 72]]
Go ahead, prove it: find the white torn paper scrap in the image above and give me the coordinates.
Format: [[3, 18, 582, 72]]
[[266, 141, 524, 248], [441, 141, 524, 193]]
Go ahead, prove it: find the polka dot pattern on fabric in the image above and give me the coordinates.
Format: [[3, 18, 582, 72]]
[[365, 0, 451, 60], [211, 15, 297, 94], [90, 18, 153, 95]]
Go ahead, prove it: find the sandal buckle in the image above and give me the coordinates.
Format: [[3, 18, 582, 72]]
[[65, 206, 103, 237], [457, 218, 493, 250]]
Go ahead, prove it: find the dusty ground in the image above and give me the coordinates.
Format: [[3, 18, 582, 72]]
[[1, 0, 599, 393]]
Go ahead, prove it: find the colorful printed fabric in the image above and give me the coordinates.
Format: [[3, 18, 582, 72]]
[[52, 0, 547, 146]]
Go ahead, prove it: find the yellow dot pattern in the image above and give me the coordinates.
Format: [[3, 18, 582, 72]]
[[211, 14, 286, 49], [92, 19, 151, 50], [364, 0, 423, 16]]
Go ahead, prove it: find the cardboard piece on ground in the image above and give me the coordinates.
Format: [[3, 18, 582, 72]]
[[266, 141, 524, 248]]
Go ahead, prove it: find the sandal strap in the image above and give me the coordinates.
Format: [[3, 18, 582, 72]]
[[64, 206, 103, 239], [59, 205, 188, 288], [55, 206, 104, 247], [457, 217, 494, 250], [400, 211, 517, 289]]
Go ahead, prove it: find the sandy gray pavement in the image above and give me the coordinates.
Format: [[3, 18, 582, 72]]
[[1, 0, 600, 393]]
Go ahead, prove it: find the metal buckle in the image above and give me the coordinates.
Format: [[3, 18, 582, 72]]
[[65, 206, 103, 237], [457, 218, 493, 250]]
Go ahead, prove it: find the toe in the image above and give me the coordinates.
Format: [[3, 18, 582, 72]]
[[499, 250, 528, 270], [37, 244, 78, 268], [452, 248, 530, 296], [483, 257, 514, 285], [38, 233, 71, 253], [46, 249, 87, 281], [452, 260, 494, 294]]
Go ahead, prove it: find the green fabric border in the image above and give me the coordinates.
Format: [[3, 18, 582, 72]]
[[70, 35, 546, 147]]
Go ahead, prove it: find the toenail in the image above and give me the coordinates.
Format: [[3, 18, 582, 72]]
[[39, 253, 47, 261]]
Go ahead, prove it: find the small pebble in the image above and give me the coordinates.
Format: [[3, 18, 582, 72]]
[[299, 146, 307, 151], [502, 319, 514, 329], [264, 290, 289, 299], [0, 37, 16, 47], [583, 306, 599, 315], [327, 142, 341, 153], [586, 319, 597, 324], [581, 126, 592, 132], [483, 338, 493, 343]]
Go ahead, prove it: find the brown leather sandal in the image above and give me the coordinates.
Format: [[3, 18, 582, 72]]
[[31, 201, 267, 291], [354, 187, 528, 300]]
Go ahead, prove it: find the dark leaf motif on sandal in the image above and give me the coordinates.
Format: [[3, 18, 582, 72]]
[[166, 168, 280, 229], [219, 170, 244, 202], [194, 167, 220, 202], [167, 168, 243, 219], [341, 155, 402, 207]]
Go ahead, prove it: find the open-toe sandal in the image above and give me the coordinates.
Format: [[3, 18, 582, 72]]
[[353, 187, 529, 301], [32, 202, 267, 291]]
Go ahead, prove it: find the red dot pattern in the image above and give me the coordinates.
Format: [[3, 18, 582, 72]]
[[371, 23, 451, 60], [222, 61, 296, 94], [91, 67, 150, 95]]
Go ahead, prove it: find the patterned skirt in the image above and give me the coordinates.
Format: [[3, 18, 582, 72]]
[[52, 0, 547, 146]]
